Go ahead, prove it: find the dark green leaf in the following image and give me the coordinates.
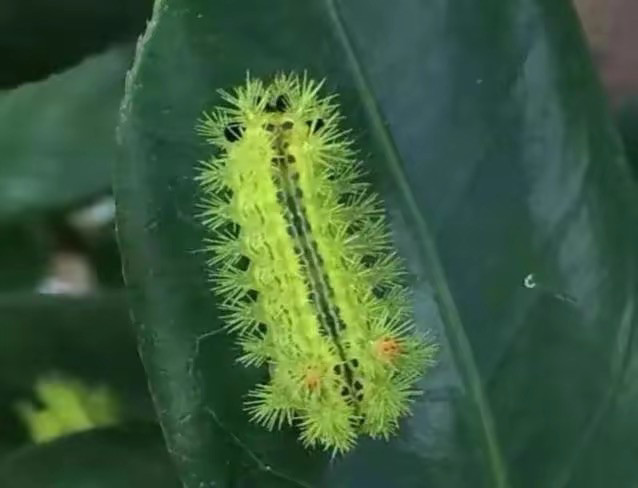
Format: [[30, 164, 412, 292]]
[[0, 0, 151, 88], [115, 0, 638, 487], [617, 97, 638, 179], [0, 294, 155, 450], [0, 220, 50, 291], [0, 423, 181, 488], [0, 46, 133, 220]]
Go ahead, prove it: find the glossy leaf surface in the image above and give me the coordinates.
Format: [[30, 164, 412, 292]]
[[115, 0, 638, 486]]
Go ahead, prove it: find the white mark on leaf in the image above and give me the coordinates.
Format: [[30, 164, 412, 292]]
[[523, 274, 536, 289]]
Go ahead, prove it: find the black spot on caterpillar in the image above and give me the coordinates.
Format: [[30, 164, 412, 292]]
[[196, 72, 438, 455], [306, 118, 325, 133], [223, 122, 244, 142], [262, 94, 290, 113]]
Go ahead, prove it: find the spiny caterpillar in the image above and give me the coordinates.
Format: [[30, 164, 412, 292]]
[[196, 73, 437, 454]]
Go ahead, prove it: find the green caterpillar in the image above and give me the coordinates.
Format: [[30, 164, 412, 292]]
[[196, 73, 437, 454]]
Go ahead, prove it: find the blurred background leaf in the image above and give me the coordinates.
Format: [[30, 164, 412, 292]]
[[0, 0, 152, 88], [0, 293, 155, 456], [617, 98, 638, 178], [0, 0, 170, 484], [0, 220, 50, 291], [0, 424, 181, 488], [0, 46, 134, 221]]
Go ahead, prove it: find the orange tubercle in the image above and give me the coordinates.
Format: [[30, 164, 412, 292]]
[[375, 337, 402, 363], [304, 368, 322, 391]]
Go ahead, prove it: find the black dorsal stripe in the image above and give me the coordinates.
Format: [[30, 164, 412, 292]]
[[269, 120, 359, 406]]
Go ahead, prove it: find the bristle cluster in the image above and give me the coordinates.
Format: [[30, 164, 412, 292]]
[[196, 72, 437, 454]]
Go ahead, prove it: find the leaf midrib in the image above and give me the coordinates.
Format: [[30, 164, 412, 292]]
[[323, 1, 510, 486]]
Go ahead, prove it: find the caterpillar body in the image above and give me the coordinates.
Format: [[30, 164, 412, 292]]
[[196, 73, 437, 454]]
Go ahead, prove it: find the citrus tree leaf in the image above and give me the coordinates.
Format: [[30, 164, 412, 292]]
[[115, 0, 638, 487]]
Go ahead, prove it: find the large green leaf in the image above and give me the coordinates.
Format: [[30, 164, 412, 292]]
[[0, 46, 133, 220], [115, 0, 638, 487], [0, 424, 181, 487]]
